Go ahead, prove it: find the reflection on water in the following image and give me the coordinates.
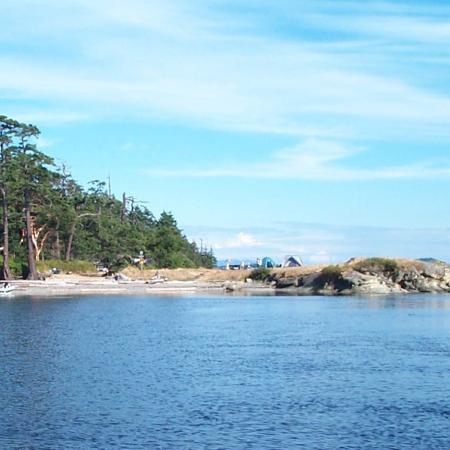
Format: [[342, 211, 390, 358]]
[[1, 294, 450, 449]]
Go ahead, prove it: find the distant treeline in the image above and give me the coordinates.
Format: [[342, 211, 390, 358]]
[[0, 115, 215, 279]]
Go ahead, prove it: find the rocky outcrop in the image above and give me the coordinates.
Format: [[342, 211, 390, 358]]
[[270, 259, 450, 295], [394, 264, 449, 293]]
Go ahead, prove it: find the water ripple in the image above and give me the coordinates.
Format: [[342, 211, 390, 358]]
[[0, 294, 449, 449]]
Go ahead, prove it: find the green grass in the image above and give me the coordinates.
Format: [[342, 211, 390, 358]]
[[36, 259, 96, 274]]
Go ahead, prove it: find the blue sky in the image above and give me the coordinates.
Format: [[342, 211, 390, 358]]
[[1, 0, 450, 263]]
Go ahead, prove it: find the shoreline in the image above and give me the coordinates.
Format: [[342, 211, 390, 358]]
[[3, 277, 274, 297], [2, 258, 449, 297], [3, 279, 450, 298]]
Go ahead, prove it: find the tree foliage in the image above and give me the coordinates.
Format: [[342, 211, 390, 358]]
[[0, 115, 215, 279]]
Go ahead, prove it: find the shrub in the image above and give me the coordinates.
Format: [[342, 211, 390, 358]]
[[9, 259, 26, 278], [1, 258, 45, 278], [249, 267, 271, 282], [311, 265, 353, 292], [107, 256, 133, 273], [36, 259, 96, 275], [313, 265, 343, 287], [321, 265, 343, 281], [354, 258, 399, 278]]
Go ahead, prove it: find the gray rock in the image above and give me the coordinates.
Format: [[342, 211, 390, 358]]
[[271, 261, 450, 295], [420, 263, 445, 280], [275, 277, 297, 289]]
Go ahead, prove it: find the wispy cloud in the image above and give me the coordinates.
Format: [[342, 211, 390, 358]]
[[2, 0, 450, 139], [185, 222, 450, 263], [214, 232, 262, 250], [2, 0, 449, 260], [36, 136, 56, 149], [3, 109, 90, 126], [309, 10, 450, 45], [145, 139, 450, 181]]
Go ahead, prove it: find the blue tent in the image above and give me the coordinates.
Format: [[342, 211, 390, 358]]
[[261, 257, 276, 268]]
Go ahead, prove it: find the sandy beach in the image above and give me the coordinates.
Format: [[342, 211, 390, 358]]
[[2, 271, 272, 297], [4, 278, 221, 297]]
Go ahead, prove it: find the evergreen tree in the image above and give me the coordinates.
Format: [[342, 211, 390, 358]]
[[13, 123, 55, 279], [0, 114, 216, 277], [0, 116, 21, 279]]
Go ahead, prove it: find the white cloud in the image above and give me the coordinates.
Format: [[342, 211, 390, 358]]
[[308, 251, 333, 265], [214, 232, 262, 250], [36, 137, 55, 149], [145, 139, 450, 181], [3, 109, 90, 126], [2, 1, 450, 137], [185, 222, 450, 263], [325, 14, 450, 45]]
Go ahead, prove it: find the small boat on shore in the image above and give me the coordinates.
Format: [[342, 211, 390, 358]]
[[146, 278, 167, 285], [0, 283, 16, 295]]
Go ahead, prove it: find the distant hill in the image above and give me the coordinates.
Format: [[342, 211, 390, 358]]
[[417, 258, 449, 266]]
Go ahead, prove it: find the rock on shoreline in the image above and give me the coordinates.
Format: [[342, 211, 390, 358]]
[[268, 258, 450, 295]]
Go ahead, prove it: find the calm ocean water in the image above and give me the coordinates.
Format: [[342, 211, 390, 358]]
[[0, 294, 449, 449]]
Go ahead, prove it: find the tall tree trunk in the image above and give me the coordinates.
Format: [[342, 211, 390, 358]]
[[24, 190, 38, 280], [65, 221, 76, 261], [65, 213, 97, 261], [121, 192, 126, 222], [0, 187, 12, 280], [54, 218, 61, 259], [33, 229, 50, 261]]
